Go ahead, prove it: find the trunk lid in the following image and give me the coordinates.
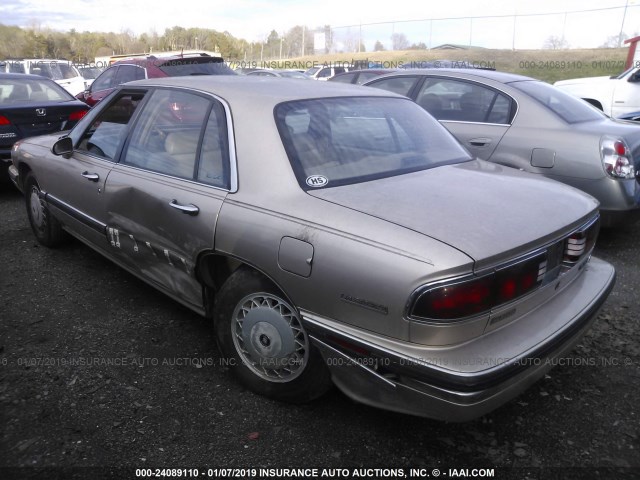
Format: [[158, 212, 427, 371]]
[[0, 101, 87, 149], [309, 160, 599, 269]]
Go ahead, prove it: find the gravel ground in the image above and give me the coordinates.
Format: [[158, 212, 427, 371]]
[[1, 185, 639, 480]]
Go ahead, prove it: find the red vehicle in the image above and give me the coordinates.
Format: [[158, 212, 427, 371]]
[[76, 54, 235, 106]]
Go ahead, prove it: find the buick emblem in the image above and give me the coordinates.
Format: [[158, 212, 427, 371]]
[[36, 108, 46, 116]]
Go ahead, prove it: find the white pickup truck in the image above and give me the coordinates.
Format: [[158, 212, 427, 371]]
[[554, 67, 640, 118]]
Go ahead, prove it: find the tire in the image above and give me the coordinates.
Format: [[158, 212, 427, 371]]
[[24, 172, 66, 247], [214, 267, 332, 403]]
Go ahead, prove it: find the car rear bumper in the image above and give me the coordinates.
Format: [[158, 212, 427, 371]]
[[303, 256, 615, 421]]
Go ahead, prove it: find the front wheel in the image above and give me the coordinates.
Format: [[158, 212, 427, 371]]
[[24, 172, 66, 247], [214, 267, 332, 403]]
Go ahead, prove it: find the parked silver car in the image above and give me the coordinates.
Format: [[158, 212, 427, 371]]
[[9, 76, 615, 420], [364, 69, 640, 226]]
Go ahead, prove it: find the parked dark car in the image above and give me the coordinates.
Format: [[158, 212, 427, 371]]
[[365, 69, 640, 226], [76, 53, 235, 106], [9, 76, 615, 420], [329, 69, 394, 85], [0, 72, 88, 182]]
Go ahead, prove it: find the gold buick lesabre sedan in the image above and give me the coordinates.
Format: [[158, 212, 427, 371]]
[[9, 76, 615, 420]]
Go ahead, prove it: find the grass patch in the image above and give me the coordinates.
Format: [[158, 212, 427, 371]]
[[264, 48, 629, 83]]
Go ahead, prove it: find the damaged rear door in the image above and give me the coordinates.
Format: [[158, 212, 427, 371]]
[[102, 87, 235, 310]]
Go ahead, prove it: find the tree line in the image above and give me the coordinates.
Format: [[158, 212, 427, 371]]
[[0, 23, 330, 63]]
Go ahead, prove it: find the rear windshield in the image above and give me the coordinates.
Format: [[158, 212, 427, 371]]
[[275, 97, 472, 189], [0, 77, 72, 104], [157, 57, 236, 76], [510, 80, 605, 124], [29, 61, 80, 80]]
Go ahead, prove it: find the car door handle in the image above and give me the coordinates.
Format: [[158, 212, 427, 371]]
[[169, 199, 200, 215], [81, 171, 99, 182], [468, 137, 492, 147]]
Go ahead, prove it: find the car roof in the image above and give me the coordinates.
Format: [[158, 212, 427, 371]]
[[111, 54, 222, 67], [380, 68, 534, 84], [0, 72, 57, 81], [126, 75, 403, 104]]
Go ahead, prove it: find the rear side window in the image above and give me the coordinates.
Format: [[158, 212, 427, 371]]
[[122, 89, 231, 189], [275, 97, 471, 189], [511, 80, 605, 124], [414, 78, 515, 124]]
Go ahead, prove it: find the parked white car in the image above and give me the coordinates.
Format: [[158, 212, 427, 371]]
[[0, 59, 85, 96], [554, 67, 640, 118], [304, 65, 351, 81]]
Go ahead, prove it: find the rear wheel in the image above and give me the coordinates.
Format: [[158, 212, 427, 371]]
[[24, 173, 66, 247], [214, 267, 332, 402]]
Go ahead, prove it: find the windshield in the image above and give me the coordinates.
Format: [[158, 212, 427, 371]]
[[157, 57, 236, 76], [510, 80, 606, 124], [78, 67, 102, 79], [615, 67, 635, 79], [275, 97, 472, 190], [0, 77, 73, 104]]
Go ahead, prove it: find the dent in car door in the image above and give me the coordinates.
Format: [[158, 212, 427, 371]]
[[102, 88, 234, 309], [44, 91, 147, 248], [414, 77, 513, 159]]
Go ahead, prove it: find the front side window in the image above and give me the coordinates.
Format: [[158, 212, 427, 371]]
[[122, 89, 230, 188], [316, 68, 332, 79], [276, 97, 471, 189], [115, 65, 145, 84], [368, 76, 419, 96], [76, 92, 146, 161], [330, 73, 353, 84], [91, 67, 117, 92], [415, 78, 514, 124]]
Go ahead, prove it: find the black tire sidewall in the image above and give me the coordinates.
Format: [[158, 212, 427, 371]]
[[214, 268, 332, 403], [24, 173, 64, 247]]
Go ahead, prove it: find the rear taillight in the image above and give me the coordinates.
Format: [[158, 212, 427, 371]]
[[0, 115, 10, 125], [600, 136, 635, 179], [68, 110, 87, 121], [411, 253, 546, 321], [564, 217, 600, 264]]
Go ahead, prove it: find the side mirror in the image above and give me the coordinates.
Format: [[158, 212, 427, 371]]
[[628, 70, 640, 83], [52, 137, 73, 158]]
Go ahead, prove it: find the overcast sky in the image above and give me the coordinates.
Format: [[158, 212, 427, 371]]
[[1, 0, 639, 50]]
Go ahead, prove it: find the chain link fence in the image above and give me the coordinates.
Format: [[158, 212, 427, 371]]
[[323, 4, 640, 53]]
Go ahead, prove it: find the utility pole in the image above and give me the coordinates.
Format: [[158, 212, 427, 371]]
[[619, 0, 630, 47]]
